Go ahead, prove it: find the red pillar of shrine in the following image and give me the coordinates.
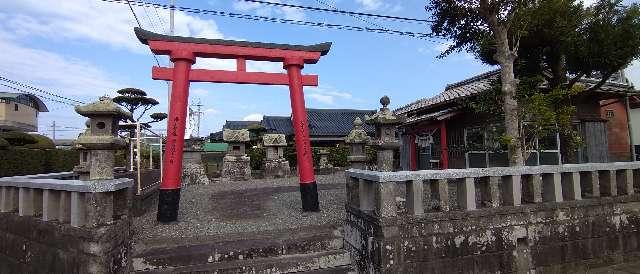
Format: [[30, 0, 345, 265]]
[[409, 134, 417, 171], [157, 50, 195, 222], [285, 58, 319, 211], [439, 120, 449, 169]]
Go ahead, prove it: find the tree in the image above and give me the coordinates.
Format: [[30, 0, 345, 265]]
[[428, 0, 640, 165], [426, 0, 529, 166], [474, 0, 640, 163], [113, 88, 164, 123]]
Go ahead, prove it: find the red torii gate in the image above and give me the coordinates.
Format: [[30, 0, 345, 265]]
[[134, 27, 331, 222]]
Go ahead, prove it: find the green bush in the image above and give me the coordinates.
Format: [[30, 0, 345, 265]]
[[366, 145, 377, 166], [247, 147, 266, 170], [23, 134, 55, 149], [0, 148, 79, 177], [327, 146, 349, 167], [0, 132, 37, 146], [284, 145, 298, 168], [0, 137, 9, 149]]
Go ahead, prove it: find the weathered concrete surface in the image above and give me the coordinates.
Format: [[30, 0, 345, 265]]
[[344, 195, 640, 273], [132, 173, 353, 273], [0, 212, 132, 274]]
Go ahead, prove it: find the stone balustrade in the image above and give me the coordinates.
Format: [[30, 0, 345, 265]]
[[0, 174, 133, 227], [346, 161, 639, 217]]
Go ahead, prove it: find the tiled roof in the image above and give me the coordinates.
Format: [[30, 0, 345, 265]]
[[306, 109, 376, 136], [395, 70, 499, 115], [223, 120, 262, 130], [259, 109, 377, 137], [262, 116, 293, 135], [395, 69, 636, 115]]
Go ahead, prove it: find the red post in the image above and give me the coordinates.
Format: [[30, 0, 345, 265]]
[[439, 120, 449, 169], [409, 134, 417, 171], [284, 57, 319, 211], [157, 50, 195, 222]]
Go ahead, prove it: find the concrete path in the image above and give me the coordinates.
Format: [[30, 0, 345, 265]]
[[588, 262, 640, 274]]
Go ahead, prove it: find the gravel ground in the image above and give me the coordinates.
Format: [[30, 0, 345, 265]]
[[133, 172, 347, 243]]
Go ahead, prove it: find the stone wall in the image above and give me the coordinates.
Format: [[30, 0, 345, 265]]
[[345, 196, 640, 273], [0, 212, 131, 274], [344, 162, 640, 273]]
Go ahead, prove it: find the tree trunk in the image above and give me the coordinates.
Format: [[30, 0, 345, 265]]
[[494, 29, 524, 166]]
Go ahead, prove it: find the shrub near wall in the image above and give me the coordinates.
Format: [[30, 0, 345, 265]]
[[0, 149, 79, 177]]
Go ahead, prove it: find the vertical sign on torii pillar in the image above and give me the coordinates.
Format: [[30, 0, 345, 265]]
[[135, 28, 331, 222]]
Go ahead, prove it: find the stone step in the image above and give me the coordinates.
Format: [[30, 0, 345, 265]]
[[133, 226, 346, 272], [134, 249, 352, 274]]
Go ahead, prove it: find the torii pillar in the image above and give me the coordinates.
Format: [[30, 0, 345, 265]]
[[135, 28, 330, 222]]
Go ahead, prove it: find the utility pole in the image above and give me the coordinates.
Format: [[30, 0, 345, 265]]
[[51, 121, 56, 142], [195, 100, 203, 137], [167, 0, 175, 105]]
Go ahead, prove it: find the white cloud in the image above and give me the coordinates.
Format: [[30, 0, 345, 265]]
[[205, 108, 220, 114], [243, 113, 264, 121], [354, 0, 402, 12], [0, 39, 120, 97], [305, 86, 353, 105], [1, 0, 225, 54], [232, 0, 305, 21], [355, 0, 384, 11], [307, 93, 335, 104], [627, 60, 640, 88]]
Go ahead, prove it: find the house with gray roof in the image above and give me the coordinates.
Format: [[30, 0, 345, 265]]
[[395, 70, 637, 171], [210, 109, 376, 146], [0, 92, 48, 132]]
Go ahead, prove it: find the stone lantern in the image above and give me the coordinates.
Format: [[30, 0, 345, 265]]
[[222, 129, 251, 180], [345, 117, 370, 170], [317, 149, 333, 170], [262, 133, 290, 178], [74, 96, 132, 180], [73, 119, 92, 180], [365, 96, 405, 172]]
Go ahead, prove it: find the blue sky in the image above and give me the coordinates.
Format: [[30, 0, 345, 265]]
[[1, 0, 638, 139]]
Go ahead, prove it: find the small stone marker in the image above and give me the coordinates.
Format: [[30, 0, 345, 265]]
[[262, 133, 290, 178], [222, 129, 251, 180]]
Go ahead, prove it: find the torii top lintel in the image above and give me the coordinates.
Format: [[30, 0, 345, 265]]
[[134, 27, 331, 86], [135, 27, 331, 64]]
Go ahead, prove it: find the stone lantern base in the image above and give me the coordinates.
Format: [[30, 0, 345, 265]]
[[264, 159, 290, 178], [222, 155, 251, 181]]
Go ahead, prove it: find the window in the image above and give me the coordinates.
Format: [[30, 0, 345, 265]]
[[14, 104, 18, 111], [606, 109, 614, 118]]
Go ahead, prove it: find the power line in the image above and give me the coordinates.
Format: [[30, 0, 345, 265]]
[[101, 0, 439, 40], [152, 4, 168, 33], [315, 0, 396, 39], [0, 82, 78, 106], [0, 75, 85, 104], [141, 2, 160, 33], [239, 0, 432, 24], [125, 0, 162, 67]]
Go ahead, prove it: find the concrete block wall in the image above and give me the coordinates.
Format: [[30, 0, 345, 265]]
[[344, 162, 640, 273], [0, 212, 132, 274], [0, 175, 134, 274]]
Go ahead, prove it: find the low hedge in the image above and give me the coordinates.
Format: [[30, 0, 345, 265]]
[[0, 149, 79, 177]]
